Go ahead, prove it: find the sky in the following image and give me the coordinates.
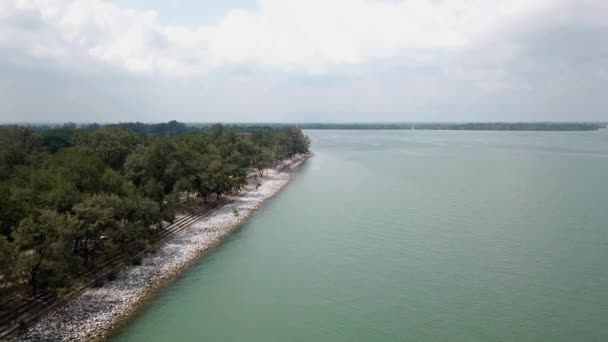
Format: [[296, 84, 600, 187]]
[[0, 0, 607, 123]]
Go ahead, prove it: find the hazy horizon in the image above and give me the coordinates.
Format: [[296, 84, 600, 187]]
[[2, 120, 607, 126]]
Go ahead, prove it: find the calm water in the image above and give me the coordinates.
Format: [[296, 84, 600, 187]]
[[116, 130, 608, 341]]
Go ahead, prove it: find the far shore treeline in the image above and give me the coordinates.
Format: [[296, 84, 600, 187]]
[[0, 122, 310, 296], [292, 122, 606, 131]]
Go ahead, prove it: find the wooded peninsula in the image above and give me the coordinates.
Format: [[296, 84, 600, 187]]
[[0, 122, 310, 297]]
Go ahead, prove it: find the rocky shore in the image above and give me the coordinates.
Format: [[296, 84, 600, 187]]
[[15, 155, 310, 342]]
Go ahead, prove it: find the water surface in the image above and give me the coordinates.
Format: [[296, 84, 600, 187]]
[[116, 130, 608, 341]]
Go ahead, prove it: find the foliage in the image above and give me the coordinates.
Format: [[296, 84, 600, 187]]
[[0, 122, 309, 294], [0, 235, 17, 287], [12, 210, 80, 293]]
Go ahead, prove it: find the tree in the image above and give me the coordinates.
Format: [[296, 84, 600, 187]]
[[124, 139, 181, 193], [29, 148, 106, 213], [0, 122, 311, 297], [13, 210, 80, 293], [107, 194, 159, 253], [73, 194, 121, 268], [162, 190, 183, 224], [41, 127, 76, 153], [0, 127, 44, 178], [74, 127, 139, 170], [278, 127, 310, 158], [253, 147, 275, 176], [0, 183, 25, 238], [0, 236, 17, 288], [205, 158, 231, 200]]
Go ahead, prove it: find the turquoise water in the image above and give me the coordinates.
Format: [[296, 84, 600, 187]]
[[115, 130, 608, 341]]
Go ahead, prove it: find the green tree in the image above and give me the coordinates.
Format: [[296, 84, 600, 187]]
[[253, 147, 275, 176], [0, 236, 17, 288], [107, 195, 159, 253], [0, 121, 311, 297], [0, 183, 25, 238], [278, 127, 310, 158], [73, 194, 121, 268], [28, 148, 106, 213], [13, 210, 80, 293], [0, 127, 44, 178], [74, 127, 139, 170], [124, 139, 180, 193]]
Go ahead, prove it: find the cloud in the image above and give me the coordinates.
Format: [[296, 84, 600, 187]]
[[0, 0, 606, 123], [0, 0, 561, 75]]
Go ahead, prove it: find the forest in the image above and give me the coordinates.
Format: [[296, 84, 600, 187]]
[[0, 122, 310, 296]]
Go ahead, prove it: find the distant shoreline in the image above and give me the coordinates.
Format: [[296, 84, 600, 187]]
[[293, 123, 606, 131], [3, 122, 606, 132], [15, 154, 312, 342]]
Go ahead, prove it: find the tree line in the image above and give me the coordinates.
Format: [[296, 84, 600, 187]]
[[291, 122, 606, 131], [0, 123, 310, 295]]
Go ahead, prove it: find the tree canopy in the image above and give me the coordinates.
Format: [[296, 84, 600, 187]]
[[0, 122, 310, 295]]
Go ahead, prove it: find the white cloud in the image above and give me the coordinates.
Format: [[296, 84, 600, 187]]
[[0, 0, 560, 75], [1, 0, 607, 123]]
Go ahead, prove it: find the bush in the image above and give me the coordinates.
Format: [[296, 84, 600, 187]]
[[92, 278, 105, 288]]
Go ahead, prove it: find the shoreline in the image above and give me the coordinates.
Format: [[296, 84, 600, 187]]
[[16, 154, 311, 342]]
